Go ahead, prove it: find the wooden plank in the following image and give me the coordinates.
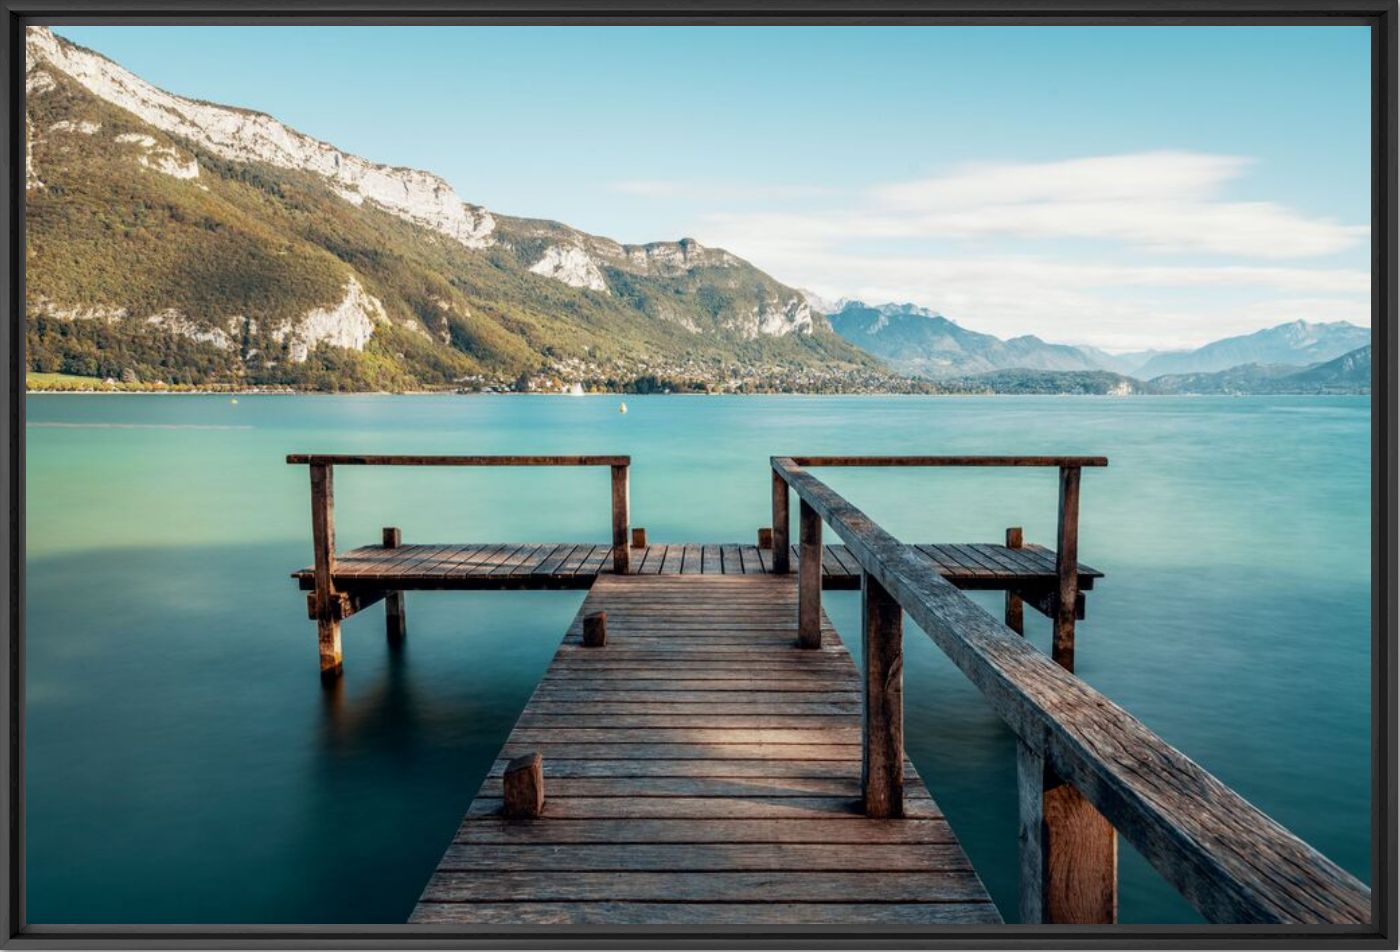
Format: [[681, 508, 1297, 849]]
[[453, 817, 953, 844], [680, 543, 702, 574], [411, 901, 1000, 925], [482, 758, 897, 780], [531, 543, 578, 578], [772, 457, 1370, 925], [660, 544, 685, 574], [721, 543, 743, 575], [419, 870, 990, 903], [433, 842, 972, 872], [702, 544, 722, 574]]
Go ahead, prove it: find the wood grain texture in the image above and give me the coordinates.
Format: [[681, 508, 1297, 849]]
[[861, 570, 903, 819], [287, 454, 629, 466], [308, 462, 340, 679], [798, 500, 823, 649], [292, 541, 1101, 591], [611, 464, 630, 575], [771, 456, 1370, 925], [410, 573, 998, 926], [382, 526, 406, 645], [786, 455, 1107, 468], [1054, 465, 1081, 671]]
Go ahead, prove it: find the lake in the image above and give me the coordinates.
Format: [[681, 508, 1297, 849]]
[[23, 393, 1372, 924]]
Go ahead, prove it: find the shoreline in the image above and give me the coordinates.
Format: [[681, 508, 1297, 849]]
[[24, 388, 1371, 398]]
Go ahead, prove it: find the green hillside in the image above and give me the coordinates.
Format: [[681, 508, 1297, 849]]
[[25, 36, 884, 393]]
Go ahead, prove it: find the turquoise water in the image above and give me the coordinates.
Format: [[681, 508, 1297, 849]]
[[24, 393, 1371, 924]]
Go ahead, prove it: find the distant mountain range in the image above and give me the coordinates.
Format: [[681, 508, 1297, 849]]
[[1149, 345, 1371, 395], [825, 302, 1103, 377], [824, 300, 1370, 394]]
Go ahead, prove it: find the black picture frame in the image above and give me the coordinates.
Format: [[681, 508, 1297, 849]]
[[2, 2, 1395, 947]]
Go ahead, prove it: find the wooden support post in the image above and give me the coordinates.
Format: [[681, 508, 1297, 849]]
[[631, 527, 647, 548], [1005, 526, 1025, 636], [861, 570, 903, 819], [1054, 467, 1081, 670], [383, 526, 406, 646], [310, 462, 341, 681], [797, 499, 822, 649], [503, 752, 545, 819], [1017, 739, 1117, 924], [757, 526, 773, 549], [611, 463, 630, 575], [772, 470, 790, 573], [582, 611, 607, 648]]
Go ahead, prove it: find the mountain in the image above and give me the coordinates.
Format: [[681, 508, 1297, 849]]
[[1148, 345, 1371, 395], [1075, 346, 1168, 377], [1134, 320, 1370, 378], [24, 27, 883, 392], [825, 301, 1103, 378]]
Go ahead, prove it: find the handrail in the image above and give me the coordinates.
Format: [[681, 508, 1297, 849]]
[[787, 455, 1107, 467], [290, 453, 632, 681], [285, 454, 629, 466], [770, 455, 1370, 925]]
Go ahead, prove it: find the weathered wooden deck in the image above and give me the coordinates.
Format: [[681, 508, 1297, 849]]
[[409, 573, 1001, 926], [293, 541, 1101, 591], [288, 453, 1372, 928]]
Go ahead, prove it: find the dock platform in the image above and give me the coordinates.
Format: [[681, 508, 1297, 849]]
[[293, 541, 1101, 591], [409, 573, 1002, 926], [286, 453, 1372, 928]]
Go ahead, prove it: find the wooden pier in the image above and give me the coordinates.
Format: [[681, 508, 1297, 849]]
[[288, 453, 1372, 928], [411, 573, 1001, 925]]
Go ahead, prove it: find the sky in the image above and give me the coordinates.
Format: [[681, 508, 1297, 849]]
[[53, 25, 1373, 352]]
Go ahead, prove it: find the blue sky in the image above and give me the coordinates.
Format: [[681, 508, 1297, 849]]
[[53, 25, 1372, 350]]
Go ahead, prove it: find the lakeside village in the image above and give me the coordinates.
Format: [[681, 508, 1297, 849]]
[[25, 354, 936, 396]]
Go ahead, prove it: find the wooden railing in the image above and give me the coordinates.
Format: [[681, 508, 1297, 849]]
[[770, 455, 1371, 926], [287, 454, 631, 680]]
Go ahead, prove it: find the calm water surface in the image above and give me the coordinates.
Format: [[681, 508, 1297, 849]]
[[24, 394, 1371, 924]]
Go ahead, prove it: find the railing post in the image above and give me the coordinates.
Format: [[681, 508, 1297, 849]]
[[310, 462, 341, 681], [797, 499, 822, 648], [1023, 472, 1118, 925], [1017, 739, 1118, 924], [383, 526, 406, 646], [611, 463, 630, 575], [1005, 526, 1024, 636], [1054, 466, 1080, 670], [861, 570, 903, 818], [772, 468, 790, 573]]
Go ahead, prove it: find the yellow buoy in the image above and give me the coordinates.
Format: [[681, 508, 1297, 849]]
[[230, 398, 238, 405], [618, 402, 628, 414]]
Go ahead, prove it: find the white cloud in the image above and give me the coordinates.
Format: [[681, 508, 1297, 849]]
[[703, 151, 1364, 259], [609, 152, 1370, 349]]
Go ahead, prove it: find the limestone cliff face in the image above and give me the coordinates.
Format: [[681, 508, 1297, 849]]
[[278, 277, 387, 362], [24, 26, 877, 388], [26, 27, 494, 248]]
